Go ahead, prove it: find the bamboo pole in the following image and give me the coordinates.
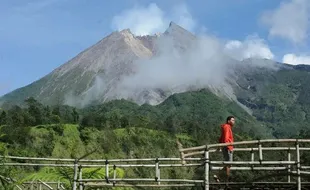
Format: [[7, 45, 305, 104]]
[[288, 150, 291, 182], [84, 183, 198, 187], [38, 180, 53, 190], [79, 178, 204, 183], [0, 163, 74, 167], [210, 161, 296, 165], [182, 147, 310, 158], [0, 155, 203, 163], [0, 163, 202, 168], [72, 160, 78, 190], [183, 151, 205, 157], [0, 155, 75, 162], [82, 181, 310, 188], [113, 165, 116, 185], [82, 163, 201, 168], [22, 182, 62, 184], [105, 160, 109, 183], [211, 166, 287, 171], [182, 147, 310, 154], [204, 150, 209, 190], [205, 139, 310, 150], [155, 158, 160, 185], [258, 141, 263, 162], [291, 171, 310, 175], [177, 140, 186, 165], [296, 141, 301, 190], [180, 145, 206, 152], [105, 157, 202, 162], [251, 148, 254, 162], [78, 166, 83, 190]]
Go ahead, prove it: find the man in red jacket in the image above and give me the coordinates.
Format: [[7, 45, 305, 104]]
[[214, 116, 235, 182]]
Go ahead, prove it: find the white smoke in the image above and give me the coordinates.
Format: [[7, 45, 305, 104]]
[[118, 35, 225, 92], [224, 35, 274, 60], [103, 32, 275, 108], [111, 3, 196, 36], [282, 53, 310, 65]]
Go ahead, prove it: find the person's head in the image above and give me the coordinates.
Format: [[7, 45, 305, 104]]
[[226, 116, 235, 126]]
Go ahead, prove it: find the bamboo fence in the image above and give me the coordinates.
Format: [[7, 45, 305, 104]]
[[1, 139, 310, 190]]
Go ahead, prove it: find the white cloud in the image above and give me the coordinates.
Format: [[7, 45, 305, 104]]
[[111, 3, 166, 36], [282, 53, 310, 65], [260, 0, 310, 44], [111, 3, 196, 36], [171, 3, 196, 33], [224, 35, 274, 60]]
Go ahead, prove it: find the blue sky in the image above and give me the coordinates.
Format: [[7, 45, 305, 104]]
[[1, 0, 310, 96]]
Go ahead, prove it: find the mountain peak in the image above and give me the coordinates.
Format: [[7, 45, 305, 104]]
[[165, 21, 190, 34], [119, 29, 133, 35], [169, 21, 178, 27]]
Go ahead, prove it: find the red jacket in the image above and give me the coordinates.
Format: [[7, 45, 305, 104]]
[[218, 123, 234, 151]]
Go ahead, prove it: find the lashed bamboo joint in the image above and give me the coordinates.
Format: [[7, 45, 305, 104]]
[[1, 139, 310, 190]]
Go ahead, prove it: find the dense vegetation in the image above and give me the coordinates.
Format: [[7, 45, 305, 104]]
[[235, 65, 310, 138], [0, 87, 310, 189]]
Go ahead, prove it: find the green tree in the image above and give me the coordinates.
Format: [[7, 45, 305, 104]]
[[0, 111, 6, 125], [25, 97, 45, 126], [7, 106, 25, 127]]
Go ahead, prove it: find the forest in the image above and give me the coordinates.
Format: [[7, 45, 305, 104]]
[[0, 89, 310, 189]]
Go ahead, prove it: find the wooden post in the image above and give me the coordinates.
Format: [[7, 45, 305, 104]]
[[296, 140, 301, 190], [155, 158, 160, 185], [204, 149, 209, 190], [251, 148, 255, 171], [78, 166, 83, 190], [258, 141, 263, 163], [251, 148, 254, 162], [73, 160, 78, 190], [113, 165, 117, 185], [177, 140, 186, 165], [287, 150, 291, 182], [105, 159, 109, 183]]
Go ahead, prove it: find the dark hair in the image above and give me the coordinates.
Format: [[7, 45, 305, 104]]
[[226, 116, 234, 123]]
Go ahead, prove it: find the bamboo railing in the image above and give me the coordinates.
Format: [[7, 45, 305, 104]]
[[181, 139, 310, 190], [1, 139, 310, 190]]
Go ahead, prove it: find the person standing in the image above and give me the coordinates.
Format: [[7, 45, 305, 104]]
[[214, 116, 235, 182]]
